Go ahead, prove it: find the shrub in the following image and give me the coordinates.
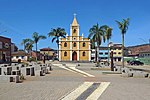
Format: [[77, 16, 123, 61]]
[[20, 74, 25, 80], [28, 57, 36, 62]]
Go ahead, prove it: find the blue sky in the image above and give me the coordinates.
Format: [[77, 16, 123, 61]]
[[0, 0, 150, 50]]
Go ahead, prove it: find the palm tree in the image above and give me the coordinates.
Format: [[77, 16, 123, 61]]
[[105, 27, 113, 64], [116, 18, 130, 68], [21, 39, 30, 51], [21, 38, 33, 52], [32, 32, 46, 61], [25, 39, 34, 53], [88, 23, 108, 62], [48, 28, 67, 60]]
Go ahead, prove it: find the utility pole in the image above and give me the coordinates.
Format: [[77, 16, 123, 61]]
[[110, 51, 114, 71]]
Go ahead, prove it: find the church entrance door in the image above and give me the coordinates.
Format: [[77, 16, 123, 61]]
[[72, 51, 77, 61]]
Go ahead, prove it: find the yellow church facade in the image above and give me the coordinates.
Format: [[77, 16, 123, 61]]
[[59, 15, 91, 61]]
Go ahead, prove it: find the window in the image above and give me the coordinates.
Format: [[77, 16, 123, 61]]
[[64, 52, 67, 56], [105, 52, 108, 55], [113, 52, 116, 54], [118, 48, 121, 50], [99, 52, 103, 55], [73, 29, 76, 33], [21, 56, 24, 59], [64, 42, 67, 47], [82, 52, 85, 56], [118, 58, 121, 61], [83, 42, 86, 47], [73, 43, 76, 47], [118, 52, 121, 54]]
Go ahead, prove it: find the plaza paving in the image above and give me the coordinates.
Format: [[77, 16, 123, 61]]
[[0, 62, 150, 100]]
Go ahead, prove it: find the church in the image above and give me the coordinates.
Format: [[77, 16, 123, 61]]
[[59, 14, 91, 61]]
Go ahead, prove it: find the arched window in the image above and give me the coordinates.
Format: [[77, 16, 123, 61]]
[[83, 42, 86, 47], [64, 51, 67, 56], [73, 43, 76, 47], [73, 29, 76, 33], [64, 42, 67, 47], [82, 52, 85, 56]]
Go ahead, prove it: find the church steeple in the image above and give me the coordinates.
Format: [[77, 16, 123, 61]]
[[70, 13, 79, 36], [71, 13, 79, 26]]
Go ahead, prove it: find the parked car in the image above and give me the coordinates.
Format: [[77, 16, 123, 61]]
[[128, 60, 144, 65], [52, 57, 59, 61]]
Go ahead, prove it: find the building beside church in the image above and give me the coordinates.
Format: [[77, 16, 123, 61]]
[[40, 47, 57, 60], [0, 36, 11, 63], [59, 15, 91, 61]]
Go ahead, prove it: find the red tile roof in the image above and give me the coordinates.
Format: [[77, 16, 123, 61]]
[[40, 48, 54, 51]]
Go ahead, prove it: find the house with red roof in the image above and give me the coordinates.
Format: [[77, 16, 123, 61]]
[[40, 47, 57, 60]]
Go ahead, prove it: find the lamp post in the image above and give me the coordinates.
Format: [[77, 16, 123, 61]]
[[110, 51, 114, 71]]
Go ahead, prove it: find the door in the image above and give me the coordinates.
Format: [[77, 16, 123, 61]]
[[72, 51, 77, 61], [2, 54, 6, 62]]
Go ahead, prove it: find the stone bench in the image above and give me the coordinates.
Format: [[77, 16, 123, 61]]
[[0, 75, 20, 83], [133, 71, 149, 78], [121, 71, 134, 77]]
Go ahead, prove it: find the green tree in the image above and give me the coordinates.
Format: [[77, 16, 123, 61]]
[[88, 23, 108, 62], [25, 39, 34, 53], [48, 28, 67, 60], [116, 18, 130, 68], [21, 38, 29, 51], [21, 38, 33, 52], [32, 32, 46, 61], [105, 27, 113, 63]]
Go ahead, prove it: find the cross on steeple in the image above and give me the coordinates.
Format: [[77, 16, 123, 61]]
[[74, 13, 77, 18]]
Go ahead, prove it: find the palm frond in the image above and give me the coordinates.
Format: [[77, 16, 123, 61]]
[[52, 37, 57, 43], [39, 35, 46, 39], [105, 27, 113, 40], [48, 27, 66, 44]]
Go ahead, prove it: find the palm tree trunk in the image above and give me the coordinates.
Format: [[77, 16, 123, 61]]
[[57, 37, 59, 60], [24, 44, 25, 52], [107, 40, 110, 65], [95, 47, 97, 62], [122, 34, 124, 68], [36, 43, 37, 62], [97, 45, 100, 62], [57, 43, 59, 60]]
